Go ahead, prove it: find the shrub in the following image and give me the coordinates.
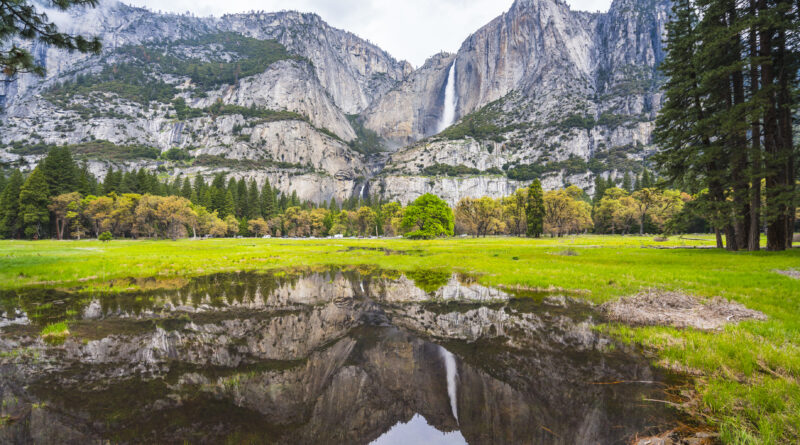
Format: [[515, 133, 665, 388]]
[[98, 231, 113, 242], [422, 164, 503, 177], [163, 148, 191, 161], [41, 322, 70, 344]]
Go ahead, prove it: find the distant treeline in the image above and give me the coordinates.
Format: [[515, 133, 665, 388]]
[[0, 146, 764, 241]]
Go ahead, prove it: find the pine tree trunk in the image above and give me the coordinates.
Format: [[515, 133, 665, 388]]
[[725, 224, 738, 251], [725, 3, 750, 251], [748, 0, 762, 251], [760, 14, 786, 251], [776, 27, 795, 248]]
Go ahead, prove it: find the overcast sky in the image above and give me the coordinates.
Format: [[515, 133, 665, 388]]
[[124, 0, 613, 67]]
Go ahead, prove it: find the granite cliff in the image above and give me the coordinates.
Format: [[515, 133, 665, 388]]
[[0, 0, 671, 204]]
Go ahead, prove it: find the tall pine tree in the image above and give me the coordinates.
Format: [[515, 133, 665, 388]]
[[40, 146, 78, 196], [525, 180, 545, 238], [0, 170, 24, 239], [18, 167, 51, 239]]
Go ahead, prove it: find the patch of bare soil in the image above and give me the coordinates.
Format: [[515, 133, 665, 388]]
[[775, 269, 800, 279], [600, 289, 767, 330], [634, 427, 719, 445]]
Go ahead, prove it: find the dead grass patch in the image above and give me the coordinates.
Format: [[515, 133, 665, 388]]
[[600, 289, 766, 330]]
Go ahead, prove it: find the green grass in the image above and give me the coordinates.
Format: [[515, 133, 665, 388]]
[[40, 321, 70, 343], [1, 234, 799, 443]]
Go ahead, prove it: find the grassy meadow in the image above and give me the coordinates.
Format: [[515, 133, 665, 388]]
[[1, 235, 799, 443]]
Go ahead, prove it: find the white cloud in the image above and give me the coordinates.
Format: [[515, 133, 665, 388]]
[[124, 0, 613, 67]]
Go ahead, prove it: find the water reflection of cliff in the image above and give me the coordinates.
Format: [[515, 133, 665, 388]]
[[0, 270, 680, 444]]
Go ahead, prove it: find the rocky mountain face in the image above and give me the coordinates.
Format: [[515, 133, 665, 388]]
[[0, 0, 671, 204], [220, 11, 414, 115], [373, 0, 671, 203]]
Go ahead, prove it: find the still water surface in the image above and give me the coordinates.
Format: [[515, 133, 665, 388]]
[[0, 268, 683, 444]]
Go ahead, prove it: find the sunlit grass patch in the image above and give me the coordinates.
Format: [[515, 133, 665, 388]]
[[0, 234, 798, 442], [40, 321, 70, 344]]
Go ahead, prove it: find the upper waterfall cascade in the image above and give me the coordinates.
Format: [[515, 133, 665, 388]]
[[437, 62, 458, 133]]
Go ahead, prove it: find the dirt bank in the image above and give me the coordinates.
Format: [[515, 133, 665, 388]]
[[600, 289, 766, 330]]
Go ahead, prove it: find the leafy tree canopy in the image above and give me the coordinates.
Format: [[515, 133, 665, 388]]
[[400, 193, 454, 239]]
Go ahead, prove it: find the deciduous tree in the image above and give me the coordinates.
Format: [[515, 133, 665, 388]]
[[48, 192, 81, 240], [400, 194, 454, 239]]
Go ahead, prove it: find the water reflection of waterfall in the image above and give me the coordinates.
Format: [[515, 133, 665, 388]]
[[439, 345, 459, 423], [437, 62, 458, 133]]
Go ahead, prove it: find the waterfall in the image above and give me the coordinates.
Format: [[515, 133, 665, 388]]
[[359, 184, 366, 199], [437, 62, 458, 133], [439, 345, 459, 423]]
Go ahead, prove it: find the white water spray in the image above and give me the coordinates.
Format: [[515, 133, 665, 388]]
[[437, 62, 458, 133], [359, 184, 366, 199], [439, 345, 459, 423]]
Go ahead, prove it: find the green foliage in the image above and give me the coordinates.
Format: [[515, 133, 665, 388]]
[[590, 144, 645, 174], [163, 148, 190, 161], [558, 114, 595, 131], [40, 321, 70, 342], [172, 99, 326, 139], [505, 155, 589, 181], [0, 0, 101, 78], [595, 112, 628, 128], [124, 33, 296, 90], [191, 155, 310, 172], [204, 100, 305, 121], [45, 33, 295, 105], [7, 141, 55, 155], [607, 65, 657, 96], [9, 141, 160, 162], [438, 101, 516, 142], [171, 97, 203, 120], [40, 146, 79, 196], [653, 0, 799, 251], [622, 172, 633, 192], [346, 115, 386, 155], [422, 164, 503, 177], [400, 193, 454, 239], [525, 180, 545, 237], [1, 235, 798, 442], [405, 269, 451, 293], [0, 170, 24, 239], [46, 63, 178, 104], [46, 32, 298, 104], [98, 231, 112, 242], [18, 167, 50, 239]]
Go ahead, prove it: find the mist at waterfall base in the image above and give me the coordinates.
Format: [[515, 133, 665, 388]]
[[437, 62, 458, 133]]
